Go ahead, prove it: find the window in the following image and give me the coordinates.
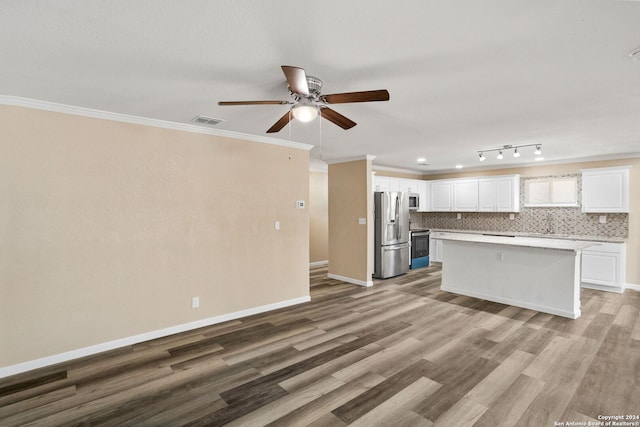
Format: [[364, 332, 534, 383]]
[[524, 177, 578, 207]]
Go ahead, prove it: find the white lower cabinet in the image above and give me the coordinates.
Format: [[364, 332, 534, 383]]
[[430, 232, 443, 262], [581, 242, 626, 293]]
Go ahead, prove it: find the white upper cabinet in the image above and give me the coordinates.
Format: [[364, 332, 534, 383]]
[[431, 180, 453, 211], [581, 166, 630, 213], [397, 178, 419, 193], [373, 176, 400, 192], [478, 175, 520, 212], [417, 180, 431, 212], [453, 179, 479, 211]]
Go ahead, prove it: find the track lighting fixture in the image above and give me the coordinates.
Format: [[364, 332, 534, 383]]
[[477, 143, 543, 161]]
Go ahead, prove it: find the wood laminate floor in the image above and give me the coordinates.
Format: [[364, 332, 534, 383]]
[[1, 264, 640, 426]]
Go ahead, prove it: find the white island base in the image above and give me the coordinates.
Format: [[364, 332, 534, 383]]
[[438, 234, 596, 319]]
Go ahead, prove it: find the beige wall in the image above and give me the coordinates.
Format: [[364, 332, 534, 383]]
[[0, 105, 310, 368], [328, 159, 373, 283], [309, 171, 328, 264], [423, 158, 640, 285]]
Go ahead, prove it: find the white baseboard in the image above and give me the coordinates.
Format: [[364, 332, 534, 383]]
[[581, 283, 624, 294], [0, 295, 310, 379], [625, 282, 640, 292], [309, 260, 328, 267], [327, 273, 373, 287], [442, 285, 580, 319]]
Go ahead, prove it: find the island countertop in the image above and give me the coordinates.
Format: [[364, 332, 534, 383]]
[[433, 232, 598, 252], [425, 228, 626, 244]]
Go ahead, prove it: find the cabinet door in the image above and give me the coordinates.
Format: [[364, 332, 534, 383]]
[[581, 242, 625, 292], [497, 177, 519, 212], [431, 181, 453, 211], [582, 168, 629, 213], [478, 176, 520, 212], [417, 180, 431, 212], [453, 179, 479, 211], [429, 234, 443, 262], [399, 178, 420, 193], [435, 239, 444, 262], [478, 179, 498, 211], [374, 176, 400, 192]]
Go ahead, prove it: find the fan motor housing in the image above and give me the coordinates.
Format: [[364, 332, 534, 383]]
[[306, 75, 323, 96]]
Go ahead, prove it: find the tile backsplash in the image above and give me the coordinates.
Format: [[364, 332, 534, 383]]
[[410, 173, 628, 238]]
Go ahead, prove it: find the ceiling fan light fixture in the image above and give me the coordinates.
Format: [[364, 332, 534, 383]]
[[534, 145, 542, 155], [497, 150, 504, 160], [292, 105, 318, 123], [479, 152, 486, 161]]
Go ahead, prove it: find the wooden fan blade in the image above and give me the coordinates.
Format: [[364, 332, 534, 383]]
[[218, 100, 290, 106], [281, 65, 309, 95], [320, 107, 357, 130], [266, 111, 293, 133], [321, 89, 390, 104]]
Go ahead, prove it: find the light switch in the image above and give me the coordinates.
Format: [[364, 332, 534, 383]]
[[457, 213, 462, 220], [358, 218, 366, 225], [275, 221, 280, 230], [509, 213, 515, 220]]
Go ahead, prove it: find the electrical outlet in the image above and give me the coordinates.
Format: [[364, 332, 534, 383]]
[[457, 213, 462, 220], [599, 215, 607, 224], [509, 213, 515, 220], [275, 221, 280, 230], [191, 296, 199, 308]]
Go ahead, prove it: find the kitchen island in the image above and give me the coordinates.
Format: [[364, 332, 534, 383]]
[[434, 233, 597, 319]]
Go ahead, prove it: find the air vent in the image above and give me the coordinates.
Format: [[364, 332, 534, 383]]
[[192, 115, 225, 126]]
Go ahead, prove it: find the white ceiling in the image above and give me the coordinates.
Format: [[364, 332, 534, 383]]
[[2, 1, 640, 173]]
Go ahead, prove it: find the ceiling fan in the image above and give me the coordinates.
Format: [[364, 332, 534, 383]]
[[218, 65, 390, 133]]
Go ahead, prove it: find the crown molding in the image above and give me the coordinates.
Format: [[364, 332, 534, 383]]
[[325, 154, 376, 165], [372, 164, 425, 174], [0, 95, 313, 151]]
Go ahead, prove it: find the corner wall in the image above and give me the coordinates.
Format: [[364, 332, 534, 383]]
[[309, 171, 328, 264], [328, 158, 373, 286], [0, 104, 311, 370]]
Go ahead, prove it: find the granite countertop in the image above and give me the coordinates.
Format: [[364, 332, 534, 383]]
[[434, 232, 598, 251], [424, 229, 626, 244]]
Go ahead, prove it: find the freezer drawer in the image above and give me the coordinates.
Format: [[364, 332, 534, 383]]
[[374, 243, 410, 279]]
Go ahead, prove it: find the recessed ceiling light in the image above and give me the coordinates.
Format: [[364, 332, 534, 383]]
[[455, 164, 463, 169], [417, 157, 427, 163]]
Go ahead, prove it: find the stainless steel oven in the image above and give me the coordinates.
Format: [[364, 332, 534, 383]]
[[410, 229, 430, 269]]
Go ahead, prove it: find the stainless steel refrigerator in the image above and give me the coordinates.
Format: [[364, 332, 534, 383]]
[[373, 191, 410, 279]]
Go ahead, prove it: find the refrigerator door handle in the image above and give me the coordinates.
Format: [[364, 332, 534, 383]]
[[383, 243, 409, 251], [395, 195, 400, 240]]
